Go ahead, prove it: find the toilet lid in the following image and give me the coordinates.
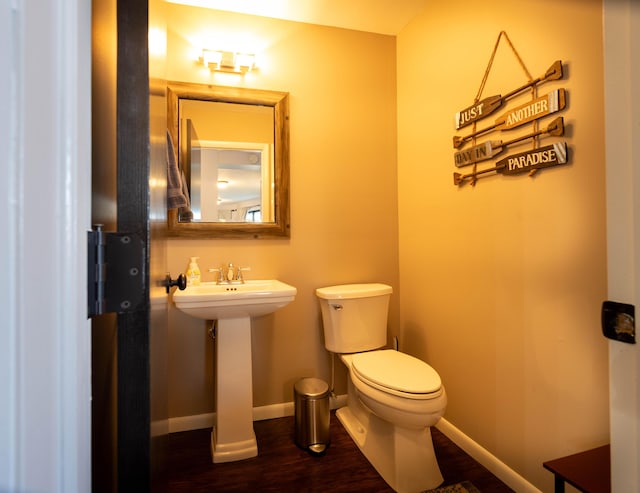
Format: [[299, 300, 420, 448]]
[[351, 350, 441, 395]]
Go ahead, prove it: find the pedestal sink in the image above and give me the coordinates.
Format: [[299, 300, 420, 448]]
[[173, 280, 297, 463]]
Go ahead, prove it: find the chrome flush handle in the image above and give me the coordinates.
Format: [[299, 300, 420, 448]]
[[331, 304, 343, 311]]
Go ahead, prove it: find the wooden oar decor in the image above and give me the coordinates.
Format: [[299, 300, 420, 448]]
[[455, 60, 563, 130], [453, 88, 566, 149], [453, 141, 568, 186], [497, 141, 568, 175], [454, 117, 564, 167], [453, 163, 505, 186], [450, 32, 571, 187], [453, 118, 567, 186]]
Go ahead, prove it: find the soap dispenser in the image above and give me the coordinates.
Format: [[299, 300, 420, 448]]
[[186, 257, 201, 286]]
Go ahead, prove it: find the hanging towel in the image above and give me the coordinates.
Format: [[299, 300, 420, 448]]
[[179, 169, 194, 221], [166, 130, 192, 217]]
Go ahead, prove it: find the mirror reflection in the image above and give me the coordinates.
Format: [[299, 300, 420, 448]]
[[167, 82, 290, 238], [191, 142, 269, 222], [181, 99, 274, 223]]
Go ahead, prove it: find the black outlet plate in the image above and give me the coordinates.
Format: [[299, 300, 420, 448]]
[[602, 300, 635, 344]]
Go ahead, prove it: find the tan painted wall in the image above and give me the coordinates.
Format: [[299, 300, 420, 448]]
[[165, 6, 400, 418], [166, 3, 609, 490], [397, 0, 608, 490]]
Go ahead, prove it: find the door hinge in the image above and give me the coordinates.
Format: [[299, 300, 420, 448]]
[[88, 225, 145, 318]]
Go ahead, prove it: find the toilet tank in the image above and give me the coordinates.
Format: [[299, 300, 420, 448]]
[[315, 283, 392, 353]]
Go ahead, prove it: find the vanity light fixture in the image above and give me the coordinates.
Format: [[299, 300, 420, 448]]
[[201, 49, 255, 74]]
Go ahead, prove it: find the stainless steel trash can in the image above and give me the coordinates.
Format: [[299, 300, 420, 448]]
[[294, 377, 330, 455]]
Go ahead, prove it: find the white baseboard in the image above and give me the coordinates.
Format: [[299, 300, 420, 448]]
[[170, 400, 539, 492], [168, 394, 348, 434], [435, 418, 541, 493], [168, 413, 215, 434]]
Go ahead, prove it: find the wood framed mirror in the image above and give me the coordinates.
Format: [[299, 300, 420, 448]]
[[167, 81, 290, 238]]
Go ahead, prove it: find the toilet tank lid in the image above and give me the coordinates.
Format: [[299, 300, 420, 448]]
[[315, 283, 392, 300]]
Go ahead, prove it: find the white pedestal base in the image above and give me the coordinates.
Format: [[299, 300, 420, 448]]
[[211, 317, 258, 463], [211, 427, 257, 463]]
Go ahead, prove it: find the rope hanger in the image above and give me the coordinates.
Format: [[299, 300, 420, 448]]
[[475, 31, 533, 104], [468, 31, 540, 185]]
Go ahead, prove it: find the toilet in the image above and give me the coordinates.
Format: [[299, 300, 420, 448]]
[[316, 283, 447, 493]]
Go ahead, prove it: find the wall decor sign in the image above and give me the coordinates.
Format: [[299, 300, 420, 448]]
[[454, 89, 566, 150], [499, 142, 568, 175], [453, 141, 568, 186], [451, 32, 570, 186], [455, 60, 563, 130], [454, 116, 564, 167]]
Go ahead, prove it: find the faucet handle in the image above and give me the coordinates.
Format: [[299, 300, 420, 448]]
[[236, 266, 251, 282], [208, 267, 224, 283]]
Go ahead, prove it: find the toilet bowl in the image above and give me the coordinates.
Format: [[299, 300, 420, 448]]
[[316, 284, 447, 493], [346, 350, 446, 429]]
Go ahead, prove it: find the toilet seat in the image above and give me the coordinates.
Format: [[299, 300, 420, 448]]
[[351, 350, 442, 400]]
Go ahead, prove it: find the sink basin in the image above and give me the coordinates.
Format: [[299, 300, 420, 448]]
[[172, 279, 297, 463], [173, 280, 297, 320]]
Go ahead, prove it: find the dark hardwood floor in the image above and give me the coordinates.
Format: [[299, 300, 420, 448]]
[[168, 412, 514, 492]]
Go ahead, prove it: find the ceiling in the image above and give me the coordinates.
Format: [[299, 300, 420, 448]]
[[165, 0, 429, 35]]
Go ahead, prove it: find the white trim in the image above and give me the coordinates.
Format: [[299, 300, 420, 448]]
[[603, 0, 640, 491], [169, 413, 217, 433], [0, 0, 19, 488], [253, 401, 296, 422], [168, 395, 348, 433], [0, 0, 92, 491], [435, 419, 541, 493], [58, 0, 93, 491], [166, 399, 537, 493]]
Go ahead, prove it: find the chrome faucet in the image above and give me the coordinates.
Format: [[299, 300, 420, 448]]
[[209, 263, 250, 284], [225, 263, 236, 282]]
